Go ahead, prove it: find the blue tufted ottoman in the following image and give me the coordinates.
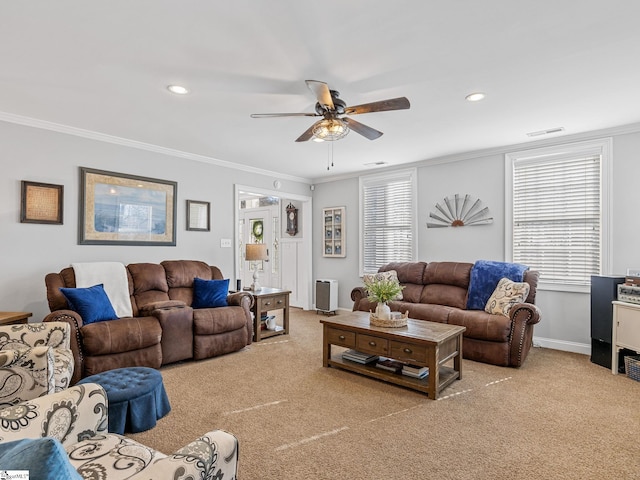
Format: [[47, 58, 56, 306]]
[[77, 367, 171, 434]]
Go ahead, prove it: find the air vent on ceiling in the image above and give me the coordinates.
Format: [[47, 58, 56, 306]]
[[363, 161, 388, 167], [526, 127, 565, 137]]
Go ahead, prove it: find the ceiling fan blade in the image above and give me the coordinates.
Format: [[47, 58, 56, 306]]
[[345, 97, 410, 115], [342, 117, 383, 140], [305, 80, 335, 110], [250, 112, 319, 118], [294, 121, 320, 142]]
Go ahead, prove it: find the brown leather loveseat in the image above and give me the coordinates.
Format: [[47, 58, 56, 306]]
[[44, 260, 253, 384], [351, 261, 541, 367]]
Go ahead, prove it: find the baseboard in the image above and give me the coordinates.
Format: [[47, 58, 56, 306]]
[[533, 336, 590, 356]]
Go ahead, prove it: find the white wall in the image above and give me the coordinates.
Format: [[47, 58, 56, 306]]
[[313, 128, 640, 354], [312, 177, 360, 310], [0, 121, 310, 322]]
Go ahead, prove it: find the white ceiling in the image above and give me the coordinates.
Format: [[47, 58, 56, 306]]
[[2, 1, 640, 183]]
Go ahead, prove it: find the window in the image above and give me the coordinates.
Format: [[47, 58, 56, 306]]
[[506, 139, 611, 291], [359, 169, 417, 275]]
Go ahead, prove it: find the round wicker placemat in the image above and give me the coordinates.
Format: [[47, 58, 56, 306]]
[[369, 312, 408, 328]]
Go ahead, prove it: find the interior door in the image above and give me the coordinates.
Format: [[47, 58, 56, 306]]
[[240, 207, 276, 289]]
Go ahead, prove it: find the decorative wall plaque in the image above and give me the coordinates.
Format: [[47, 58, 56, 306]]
[[427, 194, 493, 228], [20, 181, 63, 224]]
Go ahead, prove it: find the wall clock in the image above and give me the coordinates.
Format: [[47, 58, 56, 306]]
[[286, 202, 298, 236]]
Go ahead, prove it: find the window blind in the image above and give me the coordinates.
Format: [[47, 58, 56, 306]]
[[361, 171, 415, 274], [512, 154, 601, 286]]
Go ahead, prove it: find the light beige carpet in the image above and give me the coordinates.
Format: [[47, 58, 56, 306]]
[[129, 309, 640, 479]]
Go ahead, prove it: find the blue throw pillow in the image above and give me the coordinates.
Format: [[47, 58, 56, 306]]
[[192, 278, 229, 308], [60, 283, 119, 324], [0, 437, 82, 480], [466, 260, 529, 310]]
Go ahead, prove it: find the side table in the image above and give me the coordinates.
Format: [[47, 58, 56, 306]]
[[0, 311, 32, 326], [248, 287, 291, 342]]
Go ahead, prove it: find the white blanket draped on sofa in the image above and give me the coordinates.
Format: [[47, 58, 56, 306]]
[[72, 262, 133, 318]]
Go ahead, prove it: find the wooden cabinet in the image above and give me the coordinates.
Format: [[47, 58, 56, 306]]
[[323, 206, 345, 257], [612, 301, 640, 374]]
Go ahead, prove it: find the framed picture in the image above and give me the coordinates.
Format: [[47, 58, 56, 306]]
[[79, 167, 177, 246], [20, 181, 64, 224], [186, 200, 210, 231]]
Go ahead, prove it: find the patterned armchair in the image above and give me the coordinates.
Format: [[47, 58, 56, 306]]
[[0, 322, 74, 407], [0, 383, 239, 479]]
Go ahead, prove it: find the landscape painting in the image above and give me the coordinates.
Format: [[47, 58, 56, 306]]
[[79, 167, 177, 245]]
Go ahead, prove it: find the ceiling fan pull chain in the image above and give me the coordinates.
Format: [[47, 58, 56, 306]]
[[327, 142, 335, 170], [327, 143, 330, 170], [331, 142, 334, 168]]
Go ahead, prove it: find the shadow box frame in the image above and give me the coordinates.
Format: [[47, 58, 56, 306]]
[[20, 180, 64, 225], [186, 200, 211, 232]]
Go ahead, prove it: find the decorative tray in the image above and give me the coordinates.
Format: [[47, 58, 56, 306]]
[[370, 311, 408, 328]]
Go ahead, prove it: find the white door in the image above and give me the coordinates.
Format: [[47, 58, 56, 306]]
[[240, 207, 279, 289]]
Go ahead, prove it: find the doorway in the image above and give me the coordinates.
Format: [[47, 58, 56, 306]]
[[235, 185, 313, 310]]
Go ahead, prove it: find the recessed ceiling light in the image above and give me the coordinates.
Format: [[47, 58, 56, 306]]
[[167, 85, 189, 95], [465, 92, 486, 102]]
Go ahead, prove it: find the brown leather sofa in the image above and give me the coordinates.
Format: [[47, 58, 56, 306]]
[[44, 260, 253, 384], [351, 261, 541, 367]]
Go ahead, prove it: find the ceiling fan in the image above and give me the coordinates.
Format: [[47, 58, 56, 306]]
[[250, 80, 410, 142]]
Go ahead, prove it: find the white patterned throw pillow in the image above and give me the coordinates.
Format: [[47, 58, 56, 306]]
[[484, 277, 530, 317], [363, 270, 403, 300]]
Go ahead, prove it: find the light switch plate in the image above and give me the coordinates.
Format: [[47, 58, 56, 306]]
[[220, 238, 232, 248]]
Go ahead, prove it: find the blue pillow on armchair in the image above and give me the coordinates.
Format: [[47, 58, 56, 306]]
[[0, 437, 82, 480], [192, 278, 229, 308], [60, 283, 118, 324]]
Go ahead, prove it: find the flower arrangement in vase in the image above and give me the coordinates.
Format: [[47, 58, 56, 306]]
[[364, 274, 404, 320]]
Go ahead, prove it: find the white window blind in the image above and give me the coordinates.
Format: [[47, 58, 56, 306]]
[[512, 153, 601, 286], [360, 170, 416, 274]]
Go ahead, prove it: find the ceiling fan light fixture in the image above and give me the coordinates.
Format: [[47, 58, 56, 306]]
[[312, 118, 349, 141]]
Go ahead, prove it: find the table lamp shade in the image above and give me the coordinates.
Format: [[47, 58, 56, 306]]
[[246, 243, 268, 291], [245, 243, 268, 261]]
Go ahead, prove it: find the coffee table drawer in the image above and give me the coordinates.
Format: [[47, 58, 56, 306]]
[[356, 334, 389, 355], [326, 327, 356, 348], [390, 341, 428, 364]]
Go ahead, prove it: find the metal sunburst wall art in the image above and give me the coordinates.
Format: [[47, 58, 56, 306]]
[[427, 194, 493, 228]]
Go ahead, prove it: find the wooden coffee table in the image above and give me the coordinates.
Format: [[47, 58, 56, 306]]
[[321, 311, 465, 399]]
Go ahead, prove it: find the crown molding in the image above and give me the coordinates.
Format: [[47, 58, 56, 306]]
[[3, 109, 639, 187], [311, 121, 640, 184], [0, 111, 313, 184]]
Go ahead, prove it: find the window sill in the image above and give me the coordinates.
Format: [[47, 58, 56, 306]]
[[536, 282, 590, 294]]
